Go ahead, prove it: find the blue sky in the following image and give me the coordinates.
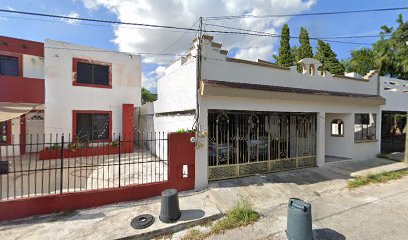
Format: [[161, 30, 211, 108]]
[[1, 0, 407, 93]]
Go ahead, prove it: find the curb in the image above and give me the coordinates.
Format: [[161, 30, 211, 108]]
[[117, 212, 224, 240]]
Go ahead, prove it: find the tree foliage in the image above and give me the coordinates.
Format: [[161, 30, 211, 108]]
[[345, 14, 408, 79], [342, 48, 377, 76], [296, 27, 313, 72], [274, 24, 294, 67], [314, 40, 345, 75], [141, 87, 156, 104]]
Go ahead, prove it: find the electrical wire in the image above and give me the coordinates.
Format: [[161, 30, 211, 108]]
[[206, 23, 392, 40], [44, 46, 183, 57], [159, 18, 200, 54], [202, 29, 374, 46], [206, 6, 408, 20], [0, 9, 200, 31]]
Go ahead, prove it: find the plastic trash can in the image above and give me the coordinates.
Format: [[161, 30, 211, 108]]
[[286, 198, 312, 240], [159, 189, 181, 223]]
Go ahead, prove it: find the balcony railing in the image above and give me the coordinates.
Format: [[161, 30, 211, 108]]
[[0, 76, 44, 104]]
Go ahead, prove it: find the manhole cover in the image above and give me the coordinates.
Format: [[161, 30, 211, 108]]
[[130, 214, 155, 229]]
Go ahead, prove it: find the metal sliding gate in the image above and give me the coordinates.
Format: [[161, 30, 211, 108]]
[[208, 110, 317, 181]]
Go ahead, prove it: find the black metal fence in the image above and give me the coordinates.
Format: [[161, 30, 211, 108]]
[[0, 131, 168, 201]]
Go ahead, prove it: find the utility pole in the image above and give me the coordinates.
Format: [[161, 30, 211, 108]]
[[194, 17, 203, 133]]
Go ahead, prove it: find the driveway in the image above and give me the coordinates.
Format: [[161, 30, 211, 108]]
[[205, 158, 408, 240]]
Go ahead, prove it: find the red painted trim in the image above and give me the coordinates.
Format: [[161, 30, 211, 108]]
[[0, 36, 44, 57], [20, 114, 26, 154], [122, 104, 134, 142], [0, 50, 23, 77], [72, 110, 112, 142], [72, 58, 112, 89], [168, 132, 196, 190], [0, 120, 12, 146], [0, 182, 171, 221], [0, 76, 45, 104], [39, 145, 133, 160]]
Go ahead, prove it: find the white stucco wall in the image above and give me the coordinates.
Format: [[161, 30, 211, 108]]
[[44, 40, 141, 138], [200, 40, 379, 96], [194, 95, 381, 189], [380, 76, 408, 112], [154, 57, 197, 114], [325, 113, 353, 159], [0, 118, 21, 157], [22, 54, 44, 79]]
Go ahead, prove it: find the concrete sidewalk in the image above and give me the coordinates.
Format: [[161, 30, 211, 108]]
[[0, 158, 406, 240], [0, 190, 221, 240]]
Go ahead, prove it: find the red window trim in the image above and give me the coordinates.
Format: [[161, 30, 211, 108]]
[[0, 120, 12, 146], [72, 58, 112, 89], [72, 110, 113, 142], [0, 50, 23, 77]]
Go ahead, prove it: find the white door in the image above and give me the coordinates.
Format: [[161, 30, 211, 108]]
[[25, 112, 45, 152]]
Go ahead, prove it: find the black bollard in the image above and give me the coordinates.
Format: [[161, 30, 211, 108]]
[[159, 189, 181, 223]]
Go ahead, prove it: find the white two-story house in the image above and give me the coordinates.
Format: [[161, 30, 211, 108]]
[[0, 36, 141, 157]]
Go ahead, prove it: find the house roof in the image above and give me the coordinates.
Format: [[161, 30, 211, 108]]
[[201, 79, 386, 104]]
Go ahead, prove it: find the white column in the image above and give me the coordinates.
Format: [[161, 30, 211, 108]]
[[194, 97, 208, 190], [316, 112, 326, 166]]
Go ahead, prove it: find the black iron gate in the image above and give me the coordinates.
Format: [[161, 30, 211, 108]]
[[208, 110, 317, 181], [381, 111, 406, 153]]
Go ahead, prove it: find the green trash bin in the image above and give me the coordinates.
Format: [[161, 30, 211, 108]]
[[286, 198, 312, 240]]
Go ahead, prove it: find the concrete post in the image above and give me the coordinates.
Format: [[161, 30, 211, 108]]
[[316, 112, 326, 167], [194, 100, 208, 190]]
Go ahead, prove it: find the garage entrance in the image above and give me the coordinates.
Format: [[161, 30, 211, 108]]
[[381, 111, 406, 153], [208, 110, 317, 181]]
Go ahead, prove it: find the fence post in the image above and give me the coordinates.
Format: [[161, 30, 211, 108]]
[[60, 134, 64, 194], [118, 134, 121, 188]]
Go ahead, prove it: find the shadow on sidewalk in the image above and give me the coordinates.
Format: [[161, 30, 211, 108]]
[[313, 228, 346, 240]]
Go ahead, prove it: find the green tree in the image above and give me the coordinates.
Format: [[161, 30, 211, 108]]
[[274, 24, 294, 67], [315, 40, 345, 75], [296, 27, 314, 72], [344, 14, 408, 79], [374, 14, 408, 79], [141, 88, 156, 104], [342, 48, 377, 76]]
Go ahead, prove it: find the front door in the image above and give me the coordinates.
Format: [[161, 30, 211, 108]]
[[25, 112, 45, 152]]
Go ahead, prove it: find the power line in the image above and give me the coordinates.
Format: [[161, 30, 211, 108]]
[[44, 46, 183, 57], [206, 6, 408, 20], [202, 29, 373, 46], [0, 14, 197, 33], [0, 9, 199, 31], [159, 18, 200, 54], [206, 23, 391, 40]]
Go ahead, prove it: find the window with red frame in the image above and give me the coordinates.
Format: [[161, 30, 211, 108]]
[[76, 61, 110, 86], [0, 121, 10, 144], [76, 113, 110, 141], [0, 55, 19, 76]]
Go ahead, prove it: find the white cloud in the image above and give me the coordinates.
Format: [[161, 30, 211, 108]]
[[142, 65, 166, 92], [81, 0, 316, 89], [64, 12, 81, 25], [80, 0, 317, 63]]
